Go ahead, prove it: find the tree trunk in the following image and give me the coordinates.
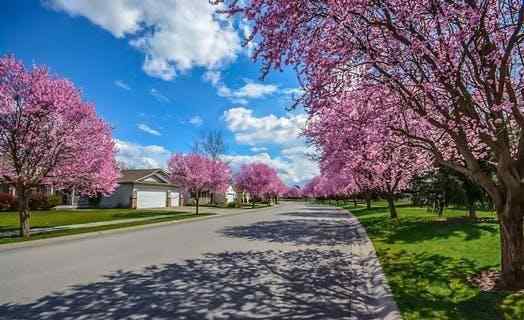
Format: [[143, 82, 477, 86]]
[[17, 186, 31, 238], [366, 194, 372, 209], [499, 205, 524, 289], [195, 192, 200, 215], [353, 199, 357, 207], [468, 206, 477, 219], [437, 199, 444, 217], [387, 196, 397, 219]]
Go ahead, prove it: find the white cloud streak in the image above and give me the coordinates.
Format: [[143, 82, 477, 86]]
[[137, 123, 162, 136], [204, 71, 278, 103], [150, 88, 171, 103], [114, 80, 131, 91], [188, 116, 203, 127]]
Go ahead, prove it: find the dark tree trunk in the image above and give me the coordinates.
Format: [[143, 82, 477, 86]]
[[17, 186, 31, 238], [353, 199, 357, 207], [387, 196, 397, 219], [499, 205, 524, 289], [468, 206, 477, 219], [195, 192, 200, 215], [366, 195, 372, 209], [437, 199, 444, 217]]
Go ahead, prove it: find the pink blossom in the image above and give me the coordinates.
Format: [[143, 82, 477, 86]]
[[168, 153, 231, 214]]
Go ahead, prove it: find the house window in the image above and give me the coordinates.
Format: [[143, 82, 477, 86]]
[[0, 184, 9, 193]]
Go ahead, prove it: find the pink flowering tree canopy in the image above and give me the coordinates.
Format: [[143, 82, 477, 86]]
[[0, 55, 119, 237], [227, 0, 524, 287], [234, 162, 284, 205], [283, 186, 302, 199], [168, 153, 231, 214]]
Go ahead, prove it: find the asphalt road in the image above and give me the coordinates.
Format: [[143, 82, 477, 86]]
[[0, 201, 400, 320]]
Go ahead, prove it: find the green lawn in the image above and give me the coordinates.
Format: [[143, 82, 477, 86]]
[[341, 201, 524, 320], [0, 209, 210, 245]]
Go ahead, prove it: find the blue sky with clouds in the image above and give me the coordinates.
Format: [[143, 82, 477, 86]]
[[0, 0, 319, 185]]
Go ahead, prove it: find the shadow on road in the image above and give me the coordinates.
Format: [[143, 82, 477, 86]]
[[1, 249, 361, 319], [220, 216, 365, 246]]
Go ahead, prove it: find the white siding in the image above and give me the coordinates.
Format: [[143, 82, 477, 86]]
[[99, 184, 134, 208]]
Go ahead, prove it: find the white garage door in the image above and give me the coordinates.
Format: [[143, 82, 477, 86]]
[[137, 191, 166, 209]]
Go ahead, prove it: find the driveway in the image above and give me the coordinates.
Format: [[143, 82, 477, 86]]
[[0, 201, 400, 320]]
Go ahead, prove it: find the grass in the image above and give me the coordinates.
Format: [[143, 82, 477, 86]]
[[341, 200, 524, 320], [0, 209, 211, 245]]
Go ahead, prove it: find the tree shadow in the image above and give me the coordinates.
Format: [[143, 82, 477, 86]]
[[221, 218, 366, 246], [376, 249, 517, 319], [359, 216, 499, 243], [0, 249, 396, 320], [279, 206, 351, 220]]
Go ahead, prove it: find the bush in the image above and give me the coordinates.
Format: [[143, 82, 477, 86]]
[[0, 192, 15, 210], [28, 193, 62, 210], [227, 202, 236, 208], [29, 193, 48, 210], [47, 194, 63, 208]]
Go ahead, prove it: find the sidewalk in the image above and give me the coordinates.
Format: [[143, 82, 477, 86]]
[[346, 211, 402, 320]]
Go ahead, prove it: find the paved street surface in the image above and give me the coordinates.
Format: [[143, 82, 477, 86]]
[[0, 202, 400, 319]]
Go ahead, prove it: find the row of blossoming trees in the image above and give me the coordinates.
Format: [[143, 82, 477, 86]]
[[0, 55, 289, 237], [226, 0, 524, 288], [168, 154, 287, 214]]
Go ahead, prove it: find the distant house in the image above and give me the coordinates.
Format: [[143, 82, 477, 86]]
[[97, 169, 182, 209], [185, 185, 250, 207]]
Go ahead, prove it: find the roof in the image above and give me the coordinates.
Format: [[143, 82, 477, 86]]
[[118, 169, 170, 183]]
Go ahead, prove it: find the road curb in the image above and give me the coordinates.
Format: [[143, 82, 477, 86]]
[[0, 204, 280, 253]]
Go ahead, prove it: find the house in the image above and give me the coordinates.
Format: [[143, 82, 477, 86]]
[[185, 185, 250, 207], [97, 169, 182, 209], [0, 169, 182, 209]]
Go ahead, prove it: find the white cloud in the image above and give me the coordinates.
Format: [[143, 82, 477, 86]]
[[282, 87, 304, 96], [137, 123, 162, 136], [48, 0, 240, 80], [232, 82, 278, 99], [221, 106, 318, 185], [250, 146, 267, 152], [114, 80, 131, 91], [115, 139, 170, 169], [223, 107, 307, 146], [204, 71, 278, 103], [189, 116, 203, 127], [223, 148, 319, 185], [150, 88, 171, 103]]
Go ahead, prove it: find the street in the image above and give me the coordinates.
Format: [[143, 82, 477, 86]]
[[0, 202, 399, 319]]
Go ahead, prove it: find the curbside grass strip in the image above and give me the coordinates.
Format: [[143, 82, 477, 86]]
[[0, 204, 280, 253]]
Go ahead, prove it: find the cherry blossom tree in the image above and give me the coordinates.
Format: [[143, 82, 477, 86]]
[[0, 55, 119, 237], [168, 153, 231, 215], [234, 162, 284, 207], [283, 186, 302, 199], [226, 0, 524, 288]]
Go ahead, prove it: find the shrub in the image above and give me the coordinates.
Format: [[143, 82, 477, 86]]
[[227, 202, 236, 208], [29, 193, 48, 210], [47, 194, 63, 208], [28, 193, 62, 210], [0, 192, 15, 210]]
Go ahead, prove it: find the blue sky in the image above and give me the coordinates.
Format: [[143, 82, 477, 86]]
[[0, 0, 319, 185]]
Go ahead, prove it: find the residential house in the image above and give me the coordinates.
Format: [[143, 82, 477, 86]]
[[0, 169, 183, 209], [97, 169, 182, 209]]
